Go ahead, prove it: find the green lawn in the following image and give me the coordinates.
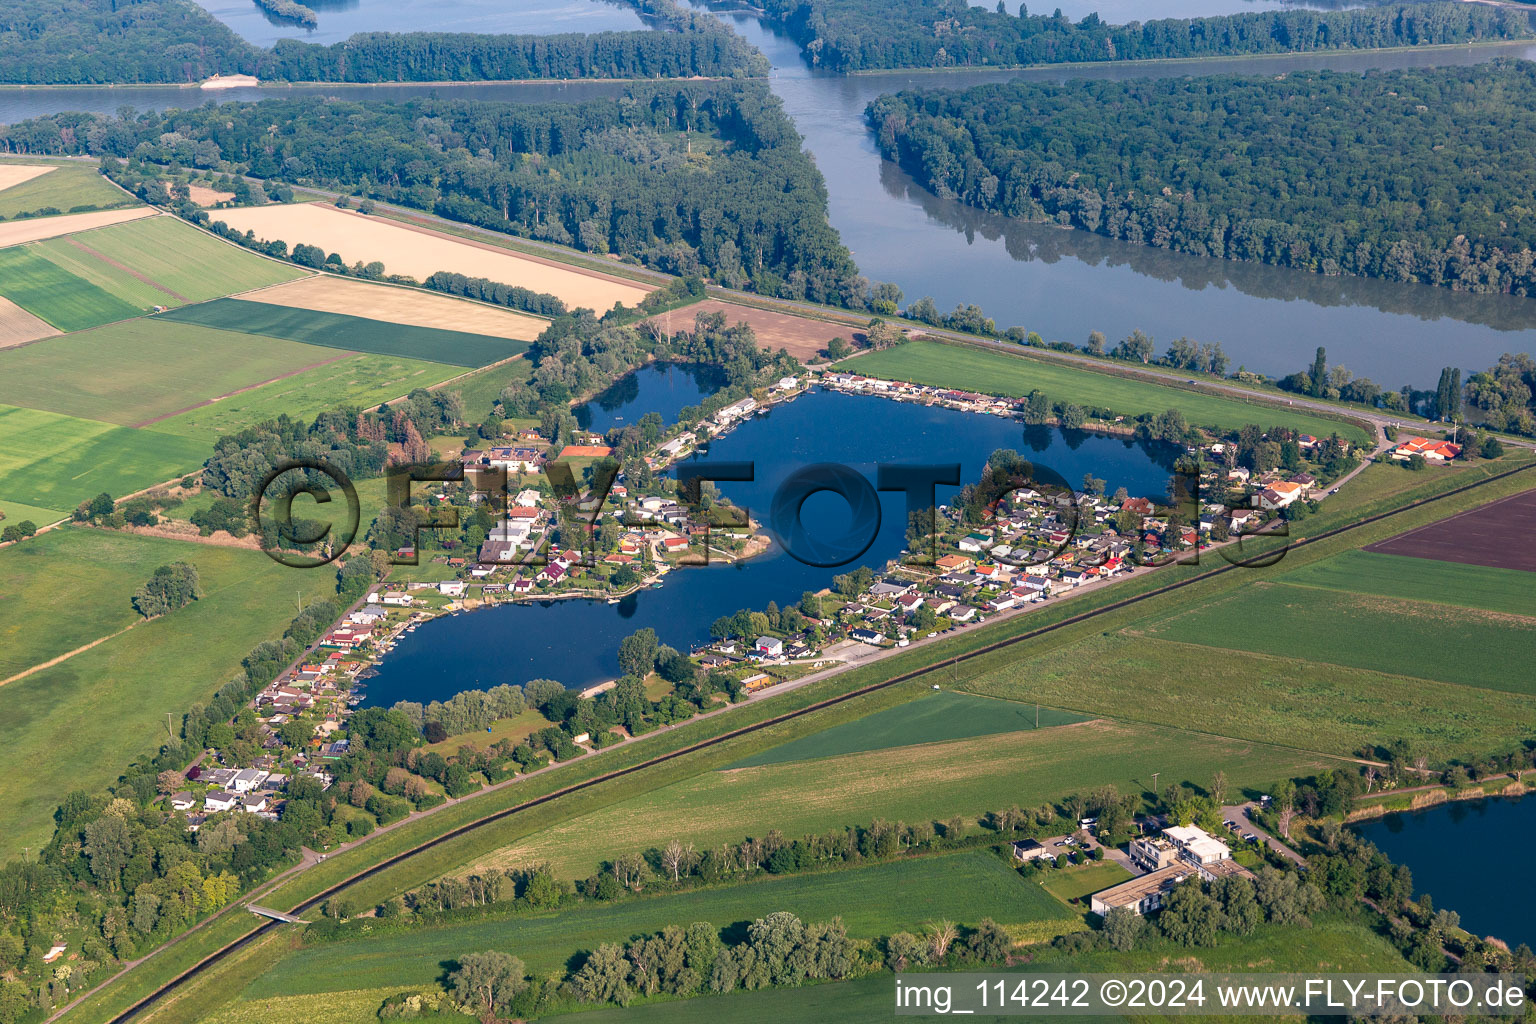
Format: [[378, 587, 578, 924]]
[[146, 352, 468, 440], [728, 690, 1089, 769], [1040, 861, 1132, 905], [0, 245, 144, 331], [0, 319, 354, 426], [469, 720, 1329, 881], [0, 403, 210, 518], [1277, 548, 1536, 618], [0, 163, 135, 219], [243, 851, 1071, 999], [160, 298, 532, 368], [1139, 581, 1536, 695], [68, 217, 303, 301], [963, 632, 1536, 759], [0, 529, 338, 858], [847, 341, 1371, 445]]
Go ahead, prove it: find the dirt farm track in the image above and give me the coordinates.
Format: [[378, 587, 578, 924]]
[[1365, 486, 1536, 572]]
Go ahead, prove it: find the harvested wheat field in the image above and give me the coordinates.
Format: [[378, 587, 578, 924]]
[[186, 184, 234, 207], [657, 299, 849, 360], [244, 275, 547, 340], [0, 165, 56, 193], [0, 207, 156, 248], [0, 296, 59, 348], [212, 203, 653, 310]]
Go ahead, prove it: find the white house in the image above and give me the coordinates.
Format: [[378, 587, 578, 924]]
[[438, 580, 466, 597], [755, 636, 784, 658], [203, 790, 241, 813]]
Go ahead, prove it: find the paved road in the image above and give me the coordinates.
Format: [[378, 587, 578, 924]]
[[1224, 802, 1307, 866]]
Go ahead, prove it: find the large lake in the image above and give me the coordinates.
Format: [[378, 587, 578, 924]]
[[1353, 795, 1536, 948], [5, 12, 1536, 384], [192, 0, 652, 47], [358, 379, 1180, 702]]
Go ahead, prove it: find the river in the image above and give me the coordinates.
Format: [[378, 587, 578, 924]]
[[357, 377, 1180, 701], [1353, 795, 1536, 948], [5, 9, 1536, 384]]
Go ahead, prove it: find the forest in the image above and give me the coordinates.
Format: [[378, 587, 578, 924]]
[[0, 0, 766, 84], [867, 63, 1536, 295], [757, 0, 1534, 71], [4, 85, 871, 306]]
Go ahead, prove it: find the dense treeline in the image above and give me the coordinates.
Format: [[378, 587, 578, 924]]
[[869, 63, 1536, 296], [0, 0, 765, 84], [759, 0, 1533, 71], [4, 87, 873, 306]]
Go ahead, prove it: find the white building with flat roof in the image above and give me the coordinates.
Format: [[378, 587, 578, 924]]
[[1162, 824, 1232, 865]]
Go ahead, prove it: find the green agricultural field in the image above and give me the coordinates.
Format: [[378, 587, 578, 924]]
[[0, 318, 350, 426], [729, 690, 1089, 769], [243, 851, 1071, 1000], [1138, 581, 1536, 695], [963, 632, 1536, 759], [0, 245, 143, 331], [0, 530, 338, 859], [68, 217, 304, 301], [470, 720, 1328, 881], [160, 298, 531, 368], [146, 352, 468, 440], [0, 404, 209, 518], [847, 341, 1371, 445], [0, 163, 135, 219], [31, 234, 183, 309], [445, 356, 534, 416], [0, 528, 219, 681], [1277, 549, 1536, 618]]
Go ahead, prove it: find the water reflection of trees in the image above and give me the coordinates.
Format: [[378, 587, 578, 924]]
[[878, 160, 1536, 334]]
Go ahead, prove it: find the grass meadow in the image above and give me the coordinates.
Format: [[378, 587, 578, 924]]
[[1138, 581, 1536, 695], [0, 163, 134, 219], [444, 356, 534, 417], [1277, 548, 1536, 617], [0, 528, 338, 859], [0, 319, 349, 426], [146, 352, 469, 439], [241, 851, 1071, 999], [1039, 861, 1133, 905], [67, 217, 303, 300], [161, 299, 532, 367], [728, 690, 1089, 769], [468, 720, 1329, 881], [0, 245, 143, 331], [963, 632, 1536, 759], [0, 403, 209, 517], [847, 341, 1372, 445]]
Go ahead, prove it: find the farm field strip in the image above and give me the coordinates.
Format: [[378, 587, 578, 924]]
[[846, 340, 1372, 445], [0, 403, 209, 519], [209, 203, 653, 310], [665, 299, 849, 360], [0, 206, 155, 247], [0, 319, 365, 427], [962, 631, 1536, 757], [1135, 580, 1536, 695], [240, 851, 1072, 999], [158, 298, 530, 367], [32, 234, 183, 307], [1275, 548, 1536, 618], [1364, 486, 1536, 573], [0, 294, 59, 348], [70, 216, 305, 301], [244, 274, 547, 339], [0, 163, 135, 220], [144, 352, 471, 440], [467, 719, 1328, 881], [727, 689, 1090, 768], [0, 164, 55, 192], [0, 245, 145, 331]]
